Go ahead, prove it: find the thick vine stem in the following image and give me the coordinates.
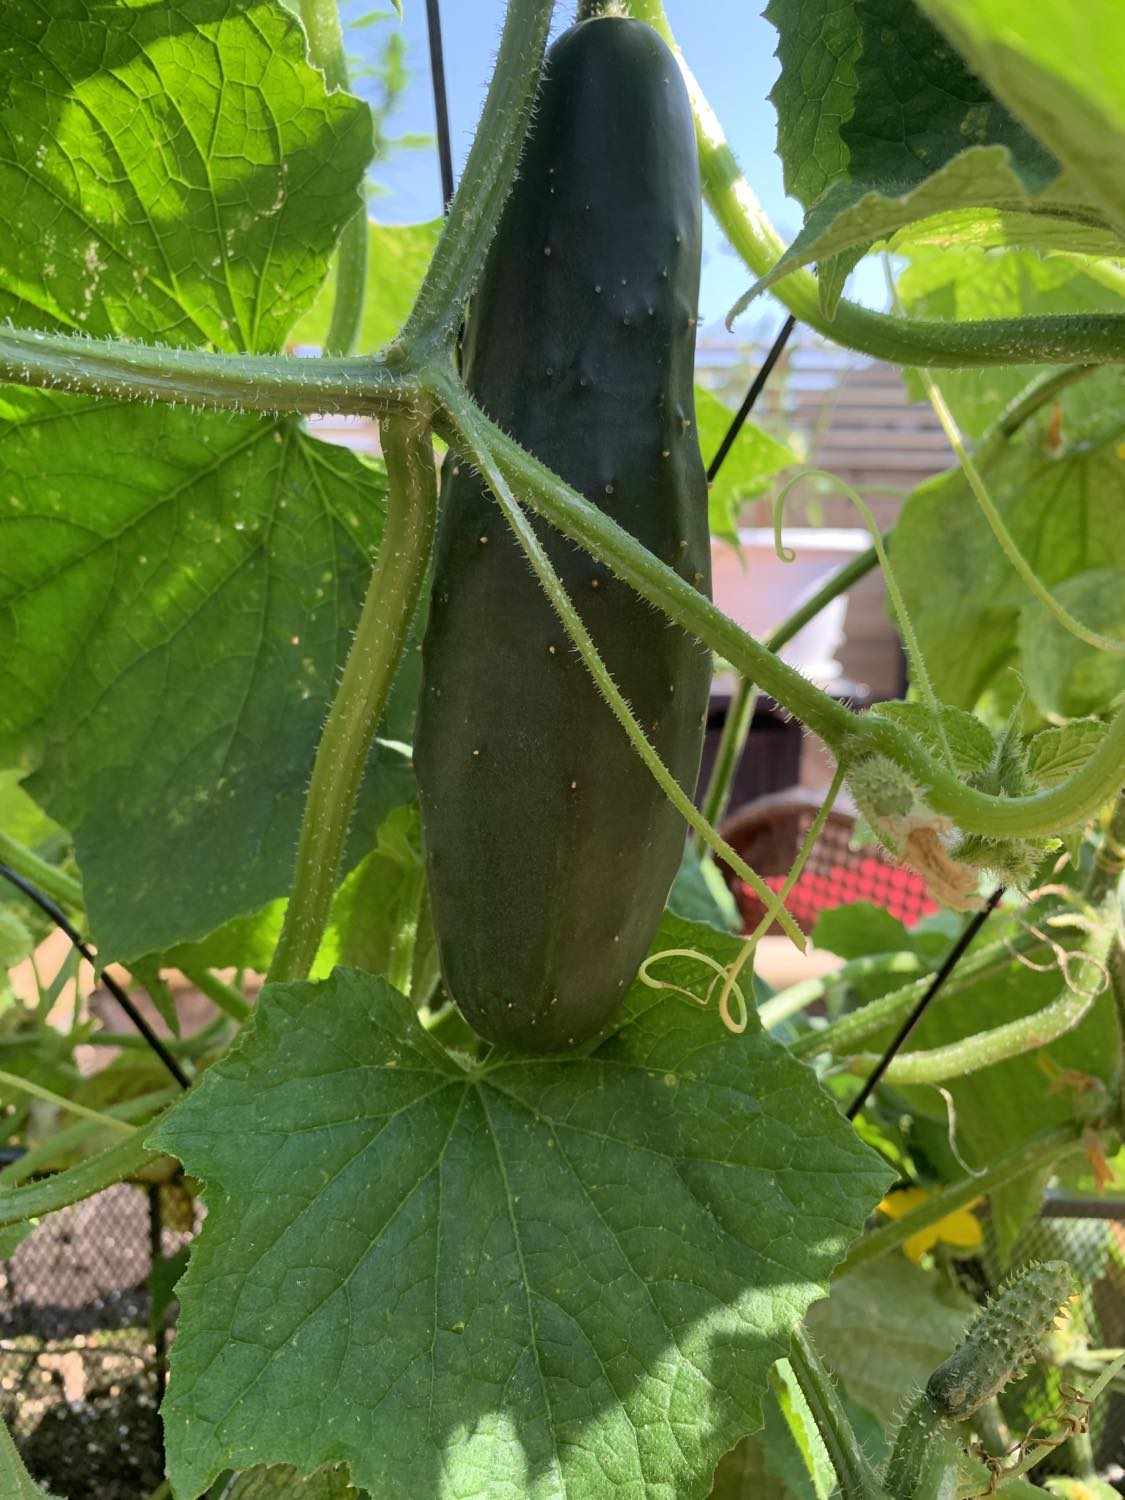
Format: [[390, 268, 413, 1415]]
[[789, 1327, 892, 1500], [433, 389, 1125, 842], [0, 325, 416, 417], [268, 406, 438, 984], [837, 1124, 1082, 1277], [400, 0, 555, 352], [625, 0, 1125, 369], [0, 831, 82, 911]]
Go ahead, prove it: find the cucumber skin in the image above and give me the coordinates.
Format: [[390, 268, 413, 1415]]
[[415, 17, 712, 1053]]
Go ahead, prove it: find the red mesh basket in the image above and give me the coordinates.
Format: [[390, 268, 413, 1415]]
[[720, 787, 937, 936]]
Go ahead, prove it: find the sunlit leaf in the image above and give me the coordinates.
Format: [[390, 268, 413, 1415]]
[[152, 916, 891, 1499]]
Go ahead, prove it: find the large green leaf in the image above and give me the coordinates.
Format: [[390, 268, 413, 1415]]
[[805, 1258, 973, 1428], [0, 1, 402, 960], [0, 392, 415, 960], [0, 0, 372, 354], [287, 219, 443, 354], [747, 0, 1109, 311], [916, 0, 1125, 237], [151, 916, 891, 1499]]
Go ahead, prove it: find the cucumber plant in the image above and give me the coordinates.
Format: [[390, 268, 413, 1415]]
[[0, 0, 1124, 1497]]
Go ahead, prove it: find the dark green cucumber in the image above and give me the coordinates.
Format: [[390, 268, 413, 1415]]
[[415, 16, 711, 1052]]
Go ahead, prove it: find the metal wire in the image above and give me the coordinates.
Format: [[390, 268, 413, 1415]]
[[425, 0, 455, 208], [846, 885, 1005, 1119], [0, 864, 190, 1091]]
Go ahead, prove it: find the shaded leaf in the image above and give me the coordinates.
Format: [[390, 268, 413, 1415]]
[[152, 916, 891, 1499], [1026, 721, 1108, 789]]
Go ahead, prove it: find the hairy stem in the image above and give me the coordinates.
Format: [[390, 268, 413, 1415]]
[[837, 1125, 1082, 1276], [0, 325, 415, 417], [844, 980, 1103, 1085], [789, 1326, 891, 1500], [0, 831, 82, 910], [443, 395, 1125, 839], [0, 1070, 135, 1135], [788, 924, 1051, 1058], [625, 0, 1125, 369], [402, 0, 555, 351], [0, 1130, 161, 1229], [268, 407, 438, 984]]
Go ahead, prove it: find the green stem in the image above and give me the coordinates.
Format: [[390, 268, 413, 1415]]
[[837, 1125, 1082, 1277], [0, 1129, 161, 1229], [695, 365, 1088, 843], [268, 407, 438, 983], [0, 1070, 134, 1135], [698, 680, 759, 845], [625, 0, 1125, 369], [788, 925, 1050, 1059], [0, 830, 82, 909], [759, 950, 928, 1032], [298, 0, 368, 356], [450, 396, 1125, 839], [325, 211, 369, 356], [844, 979, 1102, 1086], [299, 0, 349, 92], [0, 1088, 178, 1187], [180, 967, 251, 1025], [0, 325, 414, 417], [698, 363, 1093, 843], [447, 381, 806, 948], [789, 1326, 890, 1500], [402, 0, 555, 351]]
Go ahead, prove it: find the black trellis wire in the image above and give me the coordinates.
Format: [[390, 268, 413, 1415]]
[[425, 0, 455, 209], [846, 885, 1006, 1119], [707, 313, 797, 482], [0, 864, 189, 1091]]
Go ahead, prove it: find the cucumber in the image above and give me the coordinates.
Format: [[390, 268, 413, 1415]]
[[415, 16, 711, 1052]]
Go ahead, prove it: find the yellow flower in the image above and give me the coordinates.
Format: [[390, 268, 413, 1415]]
[[877, 1188, 983, 1264]]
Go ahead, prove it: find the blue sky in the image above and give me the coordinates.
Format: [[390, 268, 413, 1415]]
[[343, 1, 888, 331]]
